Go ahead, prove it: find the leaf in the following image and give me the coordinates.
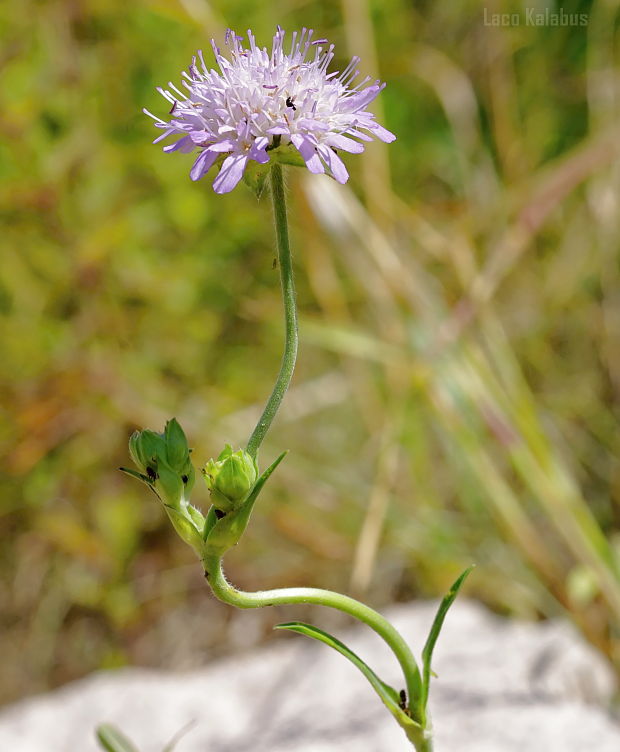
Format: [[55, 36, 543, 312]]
[[243, 160, 270, 198], [274, 621, 413, 726], [163, 504, 204, 553], [202, 505, 218, 541], [118, 467, 152, 485], [95, 724, 139, 752], [420, 566, 474, 711]]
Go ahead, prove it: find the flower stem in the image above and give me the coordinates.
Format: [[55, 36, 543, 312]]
[[233, 164, 427, 748], [203, 555, 424, 731], [246, 163, 298, 460]]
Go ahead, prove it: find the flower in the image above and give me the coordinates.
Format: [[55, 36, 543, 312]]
[[144, 27, 395, 193]]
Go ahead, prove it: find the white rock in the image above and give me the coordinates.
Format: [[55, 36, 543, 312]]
[[0, 600, 618, 751]]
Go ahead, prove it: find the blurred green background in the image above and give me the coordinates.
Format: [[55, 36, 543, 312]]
[[2, 0, 620, 706]]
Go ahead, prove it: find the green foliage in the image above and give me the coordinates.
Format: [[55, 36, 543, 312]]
[[419, 567, 474, 715], [275, 621, 422, 736], [96, 725, 139, 752]]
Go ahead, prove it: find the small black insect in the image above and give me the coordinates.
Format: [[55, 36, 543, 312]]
[[146, 466, 158, 482], [285, 96, 296, 111], [181, 474, 189, 484], [214, 509, 226, 520], [399, 689, 407, 711]]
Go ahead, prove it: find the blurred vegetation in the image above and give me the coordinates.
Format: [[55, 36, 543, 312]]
[[2, 0, 620, 707]]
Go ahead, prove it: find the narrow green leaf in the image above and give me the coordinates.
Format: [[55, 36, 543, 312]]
[[202, 505, 218, 541], [118, 467, 151, 484], [162, 720, 196, 752], [420, 566, 474, 711], [274, 620, 417, 730], [95, 724, 139, 752]]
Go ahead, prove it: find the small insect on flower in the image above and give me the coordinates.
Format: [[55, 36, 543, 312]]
[[144, 27, 395, 193]]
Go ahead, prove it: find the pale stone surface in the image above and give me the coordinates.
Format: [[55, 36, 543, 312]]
[[1, 599, 618, 751]]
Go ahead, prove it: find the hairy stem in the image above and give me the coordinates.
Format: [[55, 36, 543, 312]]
[[246, 164, 298, 460]]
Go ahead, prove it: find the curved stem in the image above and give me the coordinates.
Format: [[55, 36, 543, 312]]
[[204, 555, 423, 727], [246, 164, 298, 460]]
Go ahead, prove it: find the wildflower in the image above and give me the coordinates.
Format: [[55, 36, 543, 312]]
[[144, 27, 395, 193]]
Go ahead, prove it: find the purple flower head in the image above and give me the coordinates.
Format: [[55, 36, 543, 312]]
[[144, 27, 395, 194]]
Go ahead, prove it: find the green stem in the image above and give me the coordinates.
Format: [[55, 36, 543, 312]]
[[246, 163, 298, 460], [204, 555, 424, 730], [234, 164, 427, 748]]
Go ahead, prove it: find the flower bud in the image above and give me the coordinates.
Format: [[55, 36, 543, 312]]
[[202, 450, 286, 559], [123, 419, 207, 559], [129, 429, 166, 471], [203, 445, 258, 512], [125, 420, 195, 507]]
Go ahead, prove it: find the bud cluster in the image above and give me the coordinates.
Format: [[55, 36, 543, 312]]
[[124, 420, 282, 561]]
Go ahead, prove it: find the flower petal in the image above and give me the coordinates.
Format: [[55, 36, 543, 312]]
[[266, 124, 290, 135], [153, 127, 177, 144], [318, 144, 349, 184], [163, 136, 194, 153], [368, 122, 396, 143], [291, 133, 324, 174], [249, 137, 270, 164], [189, 129, 212, 144], [190, 149, 219, 181], [208, 139, 237, 152], [325, 133, 365, 153], [213, 154, 249, 193], [297, 118, 329, 132], [346, 83, 384, 112]]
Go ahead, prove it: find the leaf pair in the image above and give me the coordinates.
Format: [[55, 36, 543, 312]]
[[276, 567, 473, 738]]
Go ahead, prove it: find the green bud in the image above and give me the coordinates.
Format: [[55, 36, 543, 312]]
[[164, 418, 190, 472], [124, 420, 206, 559], [203, 450, 287, 558], [203, 445, 258, 512], [125, 420, 196, 504]]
